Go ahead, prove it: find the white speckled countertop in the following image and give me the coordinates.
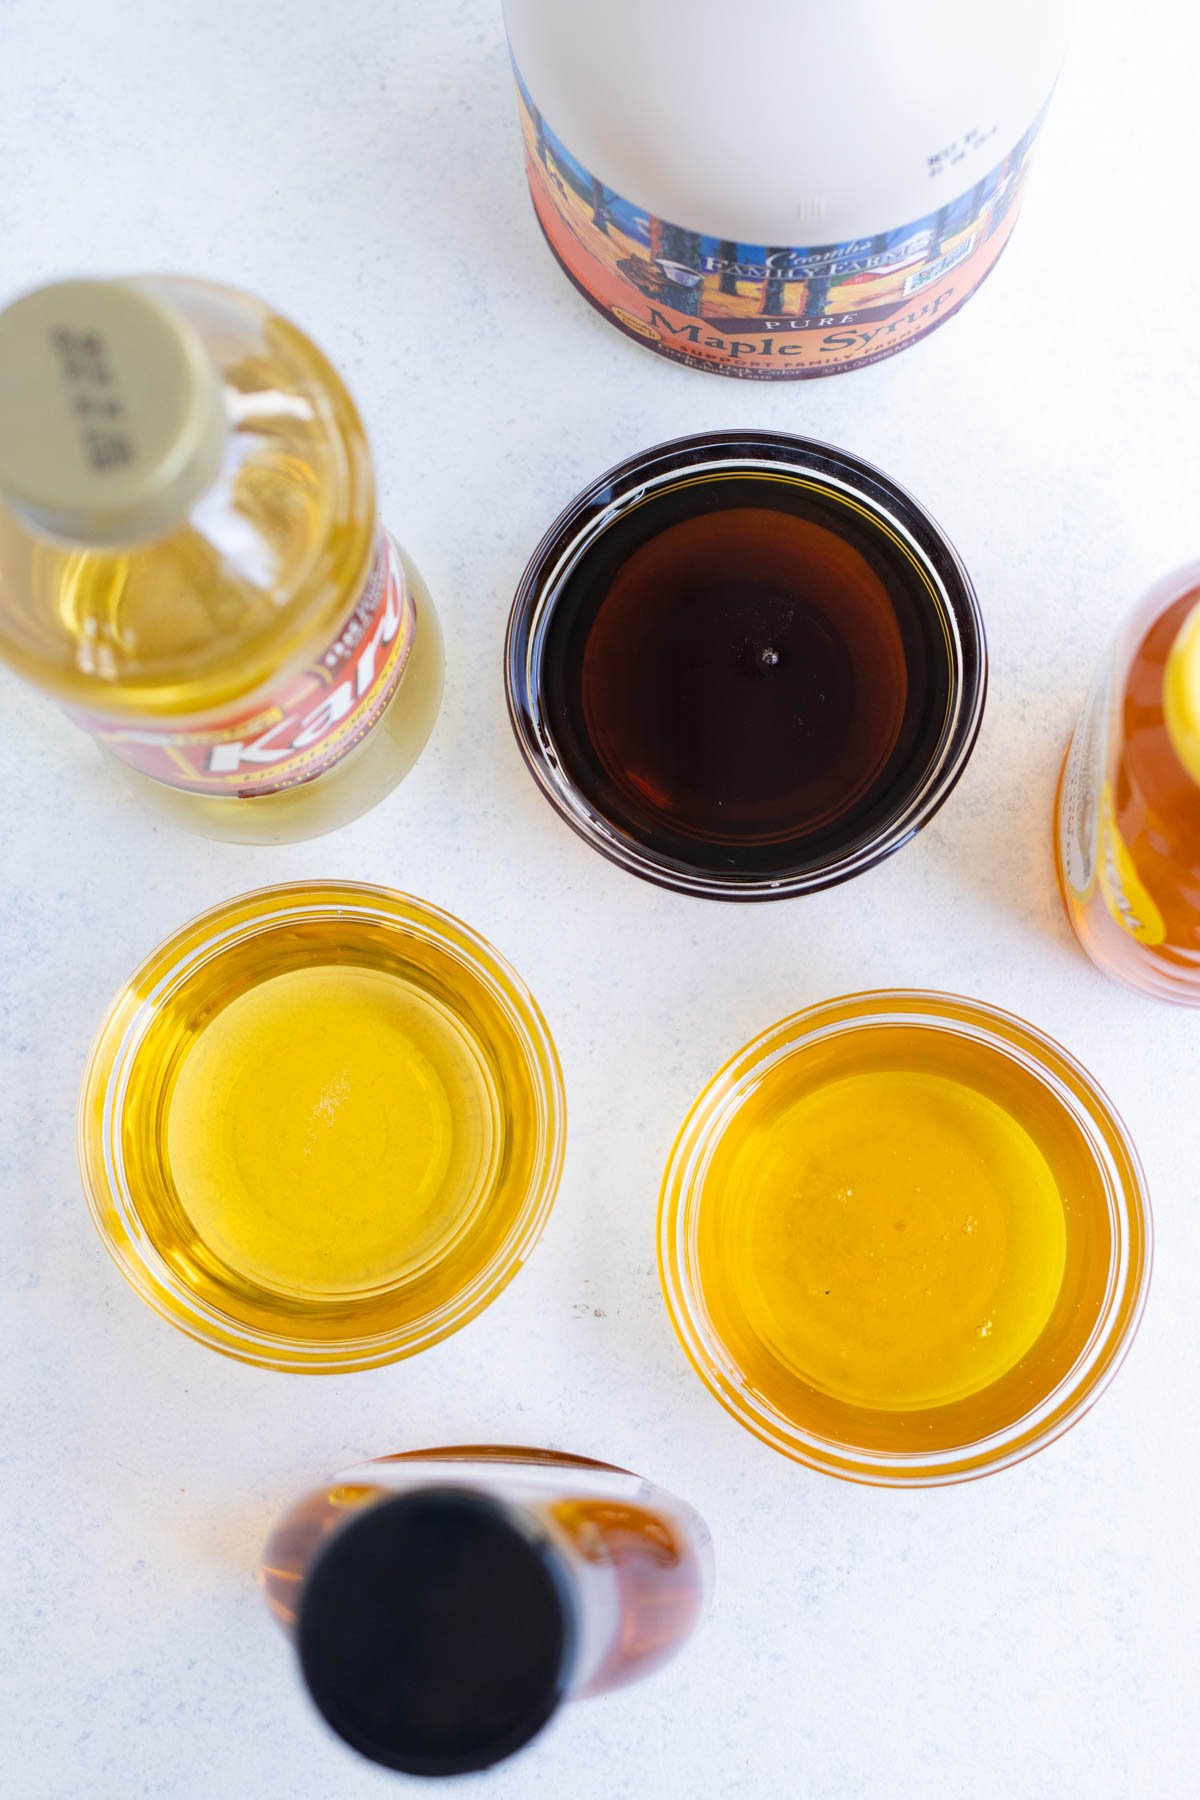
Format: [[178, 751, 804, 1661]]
[[2, 4, 1197, 1796]]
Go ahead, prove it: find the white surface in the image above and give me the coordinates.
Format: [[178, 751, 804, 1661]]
[[0, 4, 1196, 1797]]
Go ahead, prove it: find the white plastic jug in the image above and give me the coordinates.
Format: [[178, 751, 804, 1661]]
[[504, 0, 1068, 378]]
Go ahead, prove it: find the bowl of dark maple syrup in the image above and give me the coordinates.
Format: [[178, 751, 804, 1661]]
[[506, 431, 986, 899]]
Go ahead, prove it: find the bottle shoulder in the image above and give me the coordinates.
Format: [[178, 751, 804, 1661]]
[[0, 276, 377, 720]]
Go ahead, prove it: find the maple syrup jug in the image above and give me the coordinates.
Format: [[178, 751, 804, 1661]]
[[504, 0, 1067, 378]]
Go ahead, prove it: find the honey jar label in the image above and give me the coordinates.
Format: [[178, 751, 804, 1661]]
[[69, 531, 415, 796], [515, 63, 1047, 379], [1097, 785, 1166, 946]]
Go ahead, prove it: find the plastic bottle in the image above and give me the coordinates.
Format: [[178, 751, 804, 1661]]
[[261, 1445, 714, 1775], [0, 276, 442, 842], [504, 0, 1068, 379]]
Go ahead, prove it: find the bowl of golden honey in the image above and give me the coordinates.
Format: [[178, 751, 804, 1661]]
[[658, 990, 1151, 1485], [78, 882, 565, 1371]]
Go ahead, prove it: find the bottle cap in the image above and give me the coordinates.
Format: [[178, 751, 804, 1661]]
[[296, 1489, 576, 1776], [0, 277, 226, 544], [1163, 599, 1200, 787]]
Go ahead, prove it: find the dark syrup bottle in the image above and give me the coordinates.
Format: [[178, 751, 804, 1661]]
[[262, 1445, 714, 1777]]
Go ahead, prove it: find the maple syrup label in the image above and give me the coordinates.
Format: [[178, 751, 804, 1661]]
[[70, 532, 415, 796], [515, 63, 1047, 379]]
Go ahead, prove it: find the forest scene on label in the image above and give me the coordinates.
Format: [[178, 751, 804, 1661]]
[[515, 65, 1045, 376]]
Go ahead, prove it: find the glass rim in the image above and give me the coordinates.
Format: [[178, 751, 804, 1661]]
[[657, 988, 1153, 1486], [505, 430, 987, 901], [77, 880, 566, 1373]]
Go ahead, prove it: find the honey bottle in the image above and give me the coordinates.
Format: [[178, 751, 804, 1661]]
[[0, 276, 442, 842], [1056, 562, 1200, 1002], [261, 1445, 714, 1775]]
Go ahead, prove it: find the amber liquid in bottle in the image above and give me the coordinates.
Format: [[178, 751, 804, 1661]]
[[262, 1446, 711, 1692], [540, 474, 949, 876], [1057, 575, 1200, 1001], [261, 1446, 713, 1773]]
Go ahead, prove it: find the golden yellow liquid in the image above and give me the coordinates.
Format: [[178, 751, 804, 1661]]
[[696, 1023, 1114, 1455], [0, 278, 442, 843], [86, 891, 562, 1361], [167, 965, 494, 1298]]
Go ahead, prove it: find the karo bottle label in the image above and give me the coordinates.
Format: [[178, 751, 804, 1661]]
[[515, 61, 1048, 379], [70, 530, 415, 796]]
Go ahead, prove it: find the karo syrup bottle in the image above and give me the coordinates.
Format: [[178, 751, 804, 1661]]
[[261, 1445, 714, 1776], [0, 276, 442, 842], [1056, 562, 1200, 1002]]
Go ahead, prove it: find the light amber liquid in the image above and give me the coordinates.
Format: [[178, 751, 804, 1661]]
[[0, 279, 441, 842], [104, 906, 549, 1351], [695, 1023, 1114, 1455]]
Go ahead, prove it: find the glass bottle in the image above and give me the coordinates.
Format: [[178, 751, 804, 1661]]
[[0, 275, 443, 842], [504, 0, 1068, 379], [261, 1445, 714, 1775], [1056, 562, 1200, 1002]]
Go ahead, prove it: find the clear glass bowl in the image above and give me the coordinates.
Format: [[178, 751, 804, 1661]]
[[78, 882, 566, 1372], [506, 431, 986, 900], [658, 990, 1151, 1485]]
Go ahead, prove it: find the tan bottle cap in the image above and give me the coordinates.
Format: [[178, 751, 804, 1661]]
[[0, 277, 227, 544]]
